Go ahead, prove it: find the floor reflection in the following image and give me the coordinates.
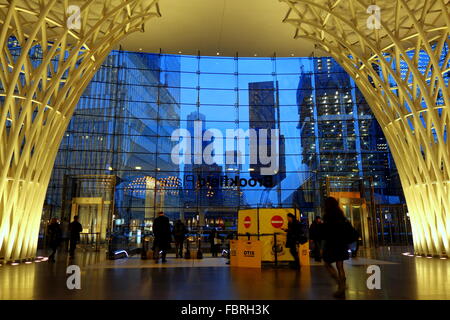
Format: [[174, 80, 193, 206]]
[[0, 263, 36, 300], [414, 257, 450, 299], [0, 247, 448, 300]]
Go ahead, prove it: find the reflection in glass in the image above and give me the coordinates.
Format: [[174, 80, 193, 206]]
[[45, 52, 408, 249]]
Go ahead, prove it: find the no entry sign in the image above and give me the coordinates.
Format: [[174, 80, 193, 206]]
[[244, 216, 251, 229], [271, 215, 284, 229]]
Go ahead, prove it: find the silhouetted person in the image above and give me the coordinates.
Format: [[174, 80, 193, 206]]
[[283, 213, 304, 270], [172, 220, 188, 258], [68, 216, 83, 258], [209, 228, 219, 257], [309, 216, 323, 262], [225, 231, 235, 265], [60, 217, 70, 252], [321, 197, 359, 299], [47, 218, 62, 262], [152, 212, 172, 263]]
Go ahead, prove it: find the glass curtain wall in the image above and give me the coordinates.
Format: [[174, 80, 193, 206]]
[[45, 51, 405, 232]]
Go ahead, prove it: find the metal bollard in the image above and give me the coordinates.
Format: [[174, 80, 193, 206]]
[[273, 232, 278, 266]]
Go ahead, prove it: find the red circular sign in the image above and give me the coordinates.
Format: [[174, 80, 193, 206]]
[[243, 216, 251, 229], [271, 215, 284, 229]]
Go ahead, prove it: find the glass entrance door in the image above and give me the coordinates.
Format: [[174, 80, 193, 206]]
[[77, 204, 99, 234], [375, 204, 412, 246], [70, 197, 107, 245], [341, 200, 370, 247]]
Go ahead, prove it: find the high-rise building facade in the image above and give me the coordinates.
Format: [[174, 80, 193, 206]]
[[248, 81, 286, 188], [45, 51, 181, 230], [293, 57, 404, 239]]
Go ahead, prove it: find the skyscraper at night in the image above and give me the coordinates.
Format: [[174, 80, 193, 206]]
[[248, 81, 286, 188], [294, 57, 403, 220]]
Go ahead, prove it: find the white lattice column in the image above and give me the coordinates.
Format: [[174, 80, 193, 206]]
[[281, 0, 449, 256], [0, 0, 161, 262]]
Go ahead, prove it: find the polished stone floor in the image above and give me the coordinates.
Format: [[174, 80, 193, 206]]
[[0, 246, 448, 300]]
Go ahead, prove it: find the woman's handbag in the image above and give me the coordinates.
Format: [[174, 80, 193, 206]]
[[344, 221, 360, 244]]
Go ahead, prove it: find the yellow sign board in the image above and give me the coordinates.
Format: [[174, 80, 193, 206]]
[[230, 240, 262, 268], [299, 241, 310, 266], [238, 208, 310, 265]]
